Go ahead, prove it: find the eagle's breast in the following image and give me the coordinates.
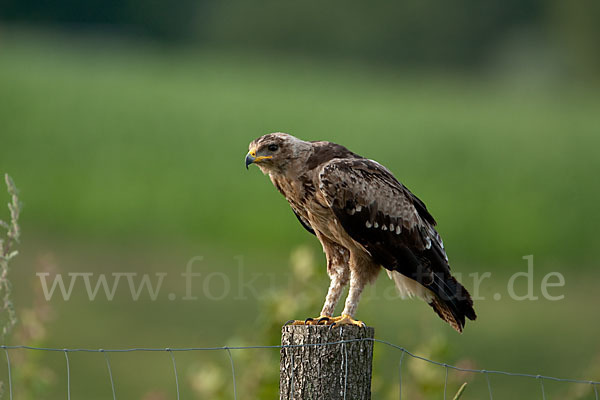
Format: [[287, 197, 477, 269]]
[[271, 173, 315, 218]]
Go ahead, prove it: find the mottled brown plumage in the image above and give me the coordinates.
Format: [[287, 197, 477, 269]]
[[246, 133, 476, 332]]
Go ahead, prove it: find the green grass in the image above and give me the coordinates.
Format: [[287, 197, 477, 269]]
[[1, 31, 600, 266], [1, 30, 599, 399]]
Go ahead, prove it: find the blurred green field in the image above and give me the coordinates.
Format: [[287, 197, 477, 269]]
[[2, 31, 600, 265], [1, 31, 599, 399]]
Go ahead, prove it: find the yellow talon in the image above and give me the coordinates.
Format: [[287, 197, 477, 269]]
[[285, 314, 366, 327], [285, 315, 334, 326], [330, 314, 366, 327]]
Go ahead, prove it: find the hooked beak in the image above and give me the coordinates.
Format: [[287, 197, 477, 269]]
[[245, 152, 255, 169], [245, 148, 272, 169]]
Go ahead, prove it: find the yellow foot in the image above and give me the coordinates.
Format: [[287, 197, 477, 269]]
[[284, 314, 366, 327], [284, 315, 334, 326], [329, 314, 366, 328]]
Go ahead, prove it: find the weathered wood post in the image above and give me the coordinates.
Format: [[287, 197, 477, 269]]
[[280, 325, 375, 400]]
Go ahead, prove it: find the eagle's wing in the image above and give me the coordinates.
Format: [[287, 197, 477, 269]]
[[318, 158, 476, 331], [318, 158, 446, 273], [292, 209, 316, 236]]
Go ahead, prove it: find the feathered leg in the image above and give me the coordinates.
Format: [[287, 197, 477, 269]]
[[341, 272, 366, 318], [320, 264, 350, 317], [286, 240, 351, 326], [327, 271, 367, 327], [334, 253, 379, 327]]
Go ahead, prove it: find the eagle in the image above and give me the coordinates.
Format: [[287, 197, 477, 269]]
[[245, 133, 476, 332]]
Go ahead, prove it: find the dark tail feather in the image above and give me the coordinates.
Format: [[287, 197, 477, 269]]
[[428, 274, 477, 333]]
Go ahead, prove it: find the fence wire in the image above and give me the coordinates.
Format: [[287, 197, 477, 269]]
[[1, 339, 598, 399]]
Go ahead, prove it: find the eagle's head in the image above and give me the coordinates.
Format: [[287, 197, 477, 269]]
[[245, 133, 308, 174]]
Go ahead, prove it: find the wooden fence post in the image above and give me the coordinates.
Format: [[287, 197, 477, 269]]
[[280, 324, 375, 400]]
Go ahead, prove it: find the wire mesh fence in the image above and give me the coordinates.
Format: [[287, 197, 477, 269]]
[[1, 339, 599, 400]]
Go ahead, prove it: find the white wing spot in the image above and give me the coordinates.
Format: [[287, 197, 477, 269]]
[[425, 237, 432, 249], [382, 225, 388, 231], [395, 225, 402, 235], [348, 208, 356, 215], [365, 221, 372, 228], [374, 222, 379, 228], [389, 223, 394, 231], [355, 205, 362, 212]]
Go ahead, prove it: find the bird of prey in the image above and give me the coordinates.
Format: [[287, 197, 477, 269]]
[[245, 133, 476, 332]]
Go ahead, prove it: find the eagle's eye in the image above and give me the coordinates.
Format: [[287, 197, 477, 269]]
[[268, 144, 279, 152]]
